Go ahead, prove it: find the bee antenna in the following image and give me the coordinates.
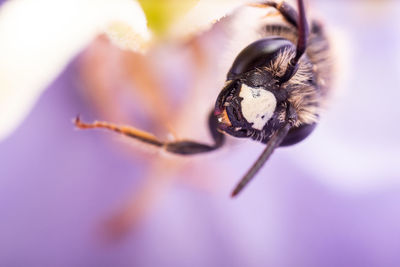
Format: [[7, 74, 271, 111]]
[[279, 0, 309, 84], [231, 122, 291, 197]]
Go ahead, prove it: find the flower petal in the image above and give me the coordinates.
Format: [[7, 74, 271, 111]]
[[0, 0, 149, 141], [167, 0, 251, 40]]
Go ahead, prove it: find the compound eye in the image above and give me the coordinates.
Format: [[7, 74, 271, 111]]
[[280, 123, 317, 146], [227, 37, 295, 80]]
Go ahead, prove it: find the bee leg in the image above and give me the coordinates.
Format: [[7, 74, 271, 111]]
[[164, 111, 225, 155], [263, 0, 308, 84], [74, 116, 164, 147], [231, 104, 297, 197], [231, 122, 291, 197], [74, 111, 225, 155]]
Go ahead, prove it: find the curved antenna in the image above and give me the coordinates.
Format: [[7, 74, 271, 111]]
[[231, 122, 291, 197], [279, 0, 309, 84]]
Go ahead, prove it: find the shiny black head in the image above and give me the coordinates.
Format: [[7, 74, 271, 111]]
[[219, 0, 319, 197], [214, 37, 315, 145]]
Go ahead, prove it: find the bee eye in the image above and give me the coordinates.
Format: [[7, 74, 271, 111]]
[[280, 123, 317, 146], [227, 37, 294, 80]]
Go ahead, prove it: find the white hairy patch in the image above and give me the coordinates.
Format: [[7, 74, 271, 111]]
[[239, 84, 277, 130]]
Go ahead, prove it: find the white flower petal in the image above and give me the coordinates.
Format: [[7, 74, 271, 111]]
[[168, 0, 251, 40], [0, 0, 149, 141]]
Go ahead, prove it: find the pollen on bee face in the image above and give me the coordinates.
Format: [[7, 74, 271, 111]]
[[239, 84, 277, 130]]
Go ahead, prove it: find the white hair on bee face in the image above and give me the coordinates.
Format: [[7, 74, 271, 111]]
[[239, 84, 277, 130]]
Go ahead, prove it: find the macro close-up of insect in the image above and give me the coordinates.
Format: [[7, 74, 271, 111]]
[[2, 0, 400, 266], [75, 0, 332, 197]]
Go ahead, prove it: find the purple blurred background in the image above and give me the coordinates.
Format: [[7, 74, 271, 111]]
[[1, 1, 400, 267]]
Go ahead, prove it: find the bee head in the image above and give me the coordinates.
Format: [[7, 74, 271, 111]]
[[214, 37, 297, 141]]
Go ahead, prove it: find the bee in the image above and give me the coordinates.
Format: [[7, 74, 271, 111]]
[[75, 0, 332, 197]]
